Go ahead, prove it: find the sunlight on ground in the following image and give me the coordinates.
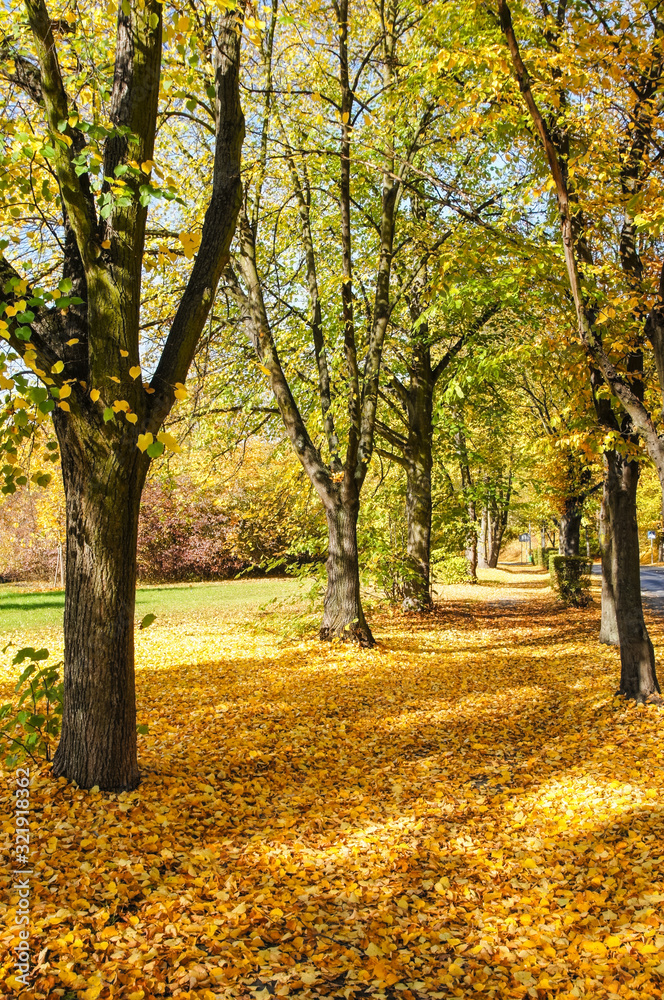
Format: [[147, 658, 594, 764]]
[[1, 572, 663, 999]]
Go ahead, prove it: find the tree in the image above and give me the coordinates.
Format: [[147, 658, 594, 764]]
[[0, 0, 245, 788], [375, 294, 498, 608], [223, 0, 437, 644], [493, 0, 662, 700]]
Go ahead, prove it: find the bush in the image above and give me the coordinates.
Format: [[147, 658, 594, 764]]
[[436, 554, 470, 585], [549, 554, 592, 607], [0, 647, 63, 765], [533, 546, 557, 567]]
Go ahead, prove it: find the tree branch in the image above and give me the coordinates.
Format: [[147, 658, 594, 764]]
[[149, 9, 245, 431]]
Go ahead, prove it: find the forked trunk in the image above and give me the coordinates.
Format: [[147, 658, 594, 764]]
[[403, 446, 433, 611], [599, 475, 618, 645], [478, 506, 505, 569], [604, 450, 660, 701], [52, 418, 148, 790], [320, 500, 373, 646]]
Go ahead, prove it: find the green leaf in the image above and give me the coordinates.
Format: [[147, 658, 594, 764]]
[[146, 440, 164, 458], [137, 723, 149, 735], [103, 407, 115, 423], [139, 613, 157, 630], [13, 648, 36, 665]]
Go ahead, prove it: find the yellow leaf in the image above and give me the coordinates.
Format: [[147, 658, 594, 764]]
[[129, 366, 141, 379], [157, 431, 181, 453], [174, 381, 188, 400], [581, 940, 607, 956], [0, 374, 14, 390], [90, 389, 100, 402], [126, 413, 138, 424], [137, 432, 153, 453], [101, 240, 111, 249], [81, 977, 103, 1000], [59, 383, 72, 399], [120, 350, 129, 357], [66, 338, 79, 345], [141, 160, 154, 173], [59, 400, 71, 412], [112, 399, 130, 412], [109, 376, 120, 383], [51, 360, 64, 373], [448, 962, 464, 976], [365, 942, 383, 957]]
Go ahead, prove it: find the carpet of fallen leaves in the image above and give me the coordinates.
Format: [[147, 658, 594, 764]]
[[2, 568, 664, 1000]]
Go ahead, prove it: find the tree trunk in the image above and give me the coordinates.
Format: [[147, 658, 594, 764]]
[[52, 417, 148, 790], [604, 450, 660, 701], [477, 471, 512, 568], [479, 506, 505, 568], [320, 498, 374, 646], [599, 472, 619, 645], [559, 510, 582, 556], [402, 371, 434, 610], [465, 509, 478, 583], [403, 455, 433, 609]]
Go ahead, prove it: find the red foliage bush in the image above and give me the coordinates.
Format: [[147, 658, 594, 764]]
[[137, 480, 248, 582]]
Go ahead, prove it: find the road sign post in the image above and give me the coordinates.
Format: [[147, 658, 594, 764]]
[[519, 533, 530, 565], [648, 529, 657, 565]]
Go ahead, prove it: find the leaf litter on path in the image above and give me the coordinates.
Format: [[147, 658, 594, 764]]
[[1, 574, 663, 999]]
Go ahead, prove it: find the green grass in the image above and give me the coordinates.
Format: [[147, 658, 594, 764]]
[[0, 577, 302, 634]]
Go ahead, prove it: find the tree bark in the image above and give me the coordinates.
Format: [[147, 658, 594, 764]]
[[599, 471, 619, 645], [604, 450, 660, 700], [403, 453, 433, 610], [52, 416, 148, 790], [402, 348, 434, 611], [559, 510, 582, 556], [465, 520, 478, 582], [320, 496, 373, 645]]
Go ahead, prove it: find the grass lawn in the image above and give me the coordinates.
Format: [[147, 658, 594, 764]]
[[0, 576, 303, 635]]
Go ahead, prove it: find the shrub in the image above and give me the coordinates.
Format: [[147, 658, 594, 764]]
[[0, 646, 148, 766], [0, 647, 63, 766], [533, 546, 557, 567], [549, 554, 592, 607], [436, 554, 471, 585]]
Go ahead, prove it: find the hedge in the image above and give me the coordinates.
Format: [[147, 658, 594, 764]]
[[549, 554, 593, 607]]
